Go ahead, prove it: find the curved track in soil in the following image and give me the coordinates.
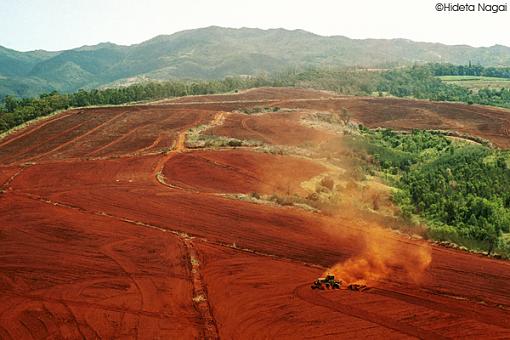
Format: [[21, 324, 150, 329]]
[[161, 149, 326, 195], [294, 284, 447, 340], [1, 88, 510, 339]]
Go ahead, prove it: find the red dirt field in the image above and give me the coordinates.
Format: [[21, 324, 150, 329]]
[[1, 87, 510, 339], [0, 106, 216, 164], [0, 195, 199, 339], [161, 149, 326, 195], [205, 111, 336, 146], [0, 166, 20, 189], [196, 242, 510, 339], [168, 88, 510, 148], [166, 87, 336, 103], [276, 95, 510, 148]]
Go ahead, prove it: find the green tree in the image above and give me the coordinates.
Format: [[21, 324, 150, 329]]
[[4, 96, 19, 113]]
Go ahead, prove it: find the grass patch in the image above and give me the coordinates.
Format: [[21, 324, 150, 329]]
[[237, 106, 280, 114], [186, 121, 263, 149], [438, 75, 510, 92]]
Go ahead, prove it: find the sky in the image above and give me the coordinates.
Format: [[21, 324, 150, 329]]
[[1, 0, 509, 51]]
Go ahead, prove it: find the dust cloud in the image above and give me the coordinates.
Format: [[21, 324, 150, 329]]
[[325, 224, 432, 286]]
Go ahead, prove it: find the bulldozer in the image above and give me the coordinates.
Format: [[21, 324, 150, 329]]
[[311, 274, 342, 290]]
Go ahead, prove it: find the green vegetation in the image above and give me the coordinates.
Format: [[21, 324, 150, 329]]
[[238, 106, 281, 114], [352, 128, 510, 257], [186, 123, 262, 149], [430, 63, 510, 101], [429, 63, 510, 79]]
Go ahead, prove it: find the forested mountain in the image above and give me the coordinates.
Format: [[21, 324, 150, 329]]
[[2, 26, 510, 98]]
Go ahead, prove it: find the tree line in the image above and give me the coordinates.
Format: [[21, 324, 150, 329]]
[[427, 62, 510, 78], [377, 66, 510, 108]]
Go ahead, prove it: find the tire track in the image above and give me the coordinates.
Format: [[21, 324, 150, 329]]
[[294, 284, 448, 340], [23, 111, 127, 162], [12, 191, 324, 270], [241, 117, 275, 144], [86, 123, 151, 157], [100, 240, 146, 312], [60, 299, 87, 340], [135, 133, 163, 154], [2, 121, 88, 164], [369, 288, 510, 330], [152, 110, 210, 179], [190, 154, 261, 180], [1, 165, 30, 192], [1, 292, 178, 319], [0, 112, 75, 148], [84, 107, 185, 158], [183, 239, 219, 339], [0, 325, 15, 340]]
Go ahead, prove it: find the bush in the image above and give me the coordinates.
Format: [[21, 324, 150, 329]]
[[320, 176, 335, 190], [227, 139, 242, 147], [427, 224, 459, 242]]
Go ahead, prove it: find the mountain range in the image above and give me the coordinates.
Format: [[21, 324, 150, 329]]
[[2, 26, 510, 98]]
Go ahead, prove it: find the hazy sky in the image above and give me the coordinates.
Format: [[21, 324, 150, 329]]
[[1, 0, 509, 51]]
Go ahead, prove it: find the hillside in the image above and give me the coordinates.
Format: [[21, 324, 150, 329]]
[[2, 26, 510, 97], [1, 88, 509, 338]]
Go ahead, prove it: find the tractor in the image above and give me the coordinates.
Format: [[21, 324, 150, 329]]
[[311, 274, 342, 290]]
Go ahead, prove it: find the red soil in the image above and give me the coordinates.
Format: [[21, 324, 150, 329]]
[[346, 98, 510, 148], [166, 87, 510, 148], [1, 88, 510, 339], [206, 111, 335, 146], [166, 87, 335, 103], [0, 195, 199, 339], [197, 242, 510, 339], [0, 107, 216, 164], [279, 95, 510, 148], [0, 166, 20, 189], [162, 149, 325, 195], [8, 157, 348, 266]]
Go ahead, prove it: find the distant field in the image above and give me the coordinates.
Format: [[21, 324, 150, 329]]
[[439, 75, 510, 91]]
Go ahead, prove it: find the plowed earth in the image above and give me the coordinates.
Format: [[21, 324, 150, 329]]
[[1, 88, 509, 339]]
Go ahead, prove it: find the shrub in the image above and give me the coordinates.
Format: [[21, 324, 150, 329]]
[[320, 176, 335, 190]]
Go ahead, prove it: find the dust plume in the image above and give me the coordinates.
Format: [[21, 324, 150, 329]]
[[325, 224, 432, 286]]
